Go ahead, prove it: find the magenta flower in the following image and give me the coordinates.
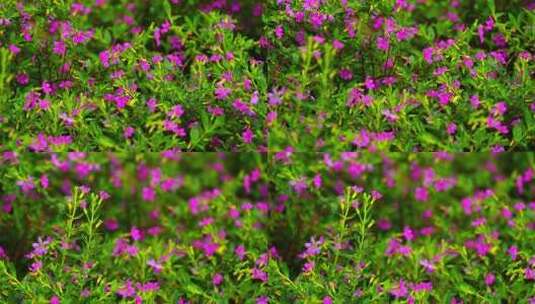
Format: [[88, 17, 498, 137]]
[[212, 273, 223, 286], [447, 123, 457, 135], [29, 260, 43, 273], [130, 226, 143, 241], [8, 44, 21, 55], [142, 187, 156, 202], [251, 268, 268, 282], [256, 296, 269, 304], [390, 279, 408, 298], [376, 36, 389, 51], [403, 226, 415, 241], [508, 245, 518, 261], [242, 128, 254, 144], [235, 245, 246, 260], [485, 273, 495, 286], [414, 187, 428, 202], [52, 40, 66, 55], [124, 126, 135, 139], [117, 280, 136, 298], [214, 86, 232, 100]]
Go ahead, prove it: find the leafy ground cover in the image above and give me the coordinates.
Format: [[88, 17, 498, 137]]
[[0, 0, 533, 151], [0, 0, 267, 151], [265, 0, 535, 151], [0, 152, 534, 302], [0, 1, 534, 303]]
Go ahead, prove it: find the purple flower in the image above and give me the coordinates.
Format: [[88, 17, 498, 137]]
[[415, 187, 428, 202], [124, 126, 135, 139], [447, 123, 457, 135], [485, 273, 495, 286], [29, 260, 43, 273], [422, 47, 434, 64], [508, 245, 518, 261], [376, 36, 389, 51], [53, 41, 66, 55], [302, 260, 315, 273], [419, 259, 435, 273], [242, 128, 254, 144], [8, 44, 20, 55], [403, 226, 415, 241], [147, 259, 163, 273], [117, 280, 136, 298], [142, 187, 156, 202], [251, 268, 268, 282], [256, 296, 269, 304], [235, 245, 246, 260], [214, 86, 232, 100], [390, 279, 408, 298], [339, 69, 353, 80], [130, 226, 143, 241], [212, 273, 223, 286]]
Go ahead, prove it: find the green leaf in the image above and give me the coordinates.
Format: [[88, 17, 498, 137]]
[[163, 0, 172, 21], [488, 0, 496, 17], [189, 126, 201, 148], [513, 125, 524, 143]]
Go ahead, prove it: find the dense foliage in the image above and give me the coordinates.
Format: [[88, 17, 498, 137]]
[[1, 0, 266, 151], [1, 1, 534, 303], [0, 152, 534, 302], [265, 0, 535, 151], [1, 0, 533, 151]]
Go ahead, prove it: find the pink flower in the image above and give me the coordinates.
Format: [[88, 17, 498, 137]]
[[415, 187, 428, 202], [235, 245, 246, 260], [364, 77, 376, 90], [130, 226, 143, 241], [256, 296, 269, 304], [403, 226, 415, 241], [117, 280, 136, 298], [53, 41, 66, 55], [423, 47, 434, 64], [339, 69, 353, 80], [302, 260, 315, 273], [212, 273, 223, 286], [99, 50, 110, 67], [274, 26, 284, 39], [124, 126, 135, 139], [29, 260, 42, 273], [376, 36, 389, 51], [50, 296, 60, 304], [16, 73, 29, 85], [8, 44, 20, 55], [470, 95, 481, 109], [447, 123, 457, 135], [142, 187, 156, 201], [251, 268, 268, 282], [215, 86, 232, 100], [508, 245, 518, 260], [332, 39, 344, 50], [40, 175, 49, 188], [485, 273, 495, 286], [242, 128, 254, 144], [391, 279, 408, 298]]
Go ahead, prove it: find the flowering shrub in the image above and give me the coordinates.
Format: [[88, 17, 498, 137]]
[[264, 0, 535, 151], [1, 152, 534, 302], [2, 0, 533, 151], [0, 1, 266, 151], [1, 0, 534, 303]]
